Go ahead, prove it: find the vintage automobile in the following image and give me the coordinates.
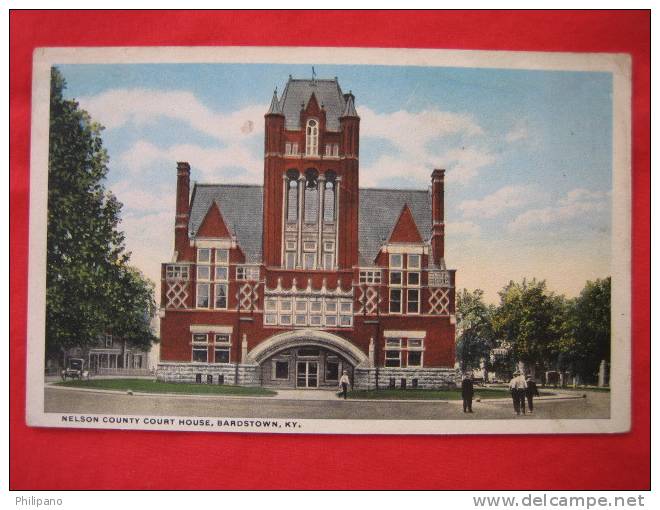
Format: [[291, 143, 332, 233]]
[[61, 358, 90, 381]]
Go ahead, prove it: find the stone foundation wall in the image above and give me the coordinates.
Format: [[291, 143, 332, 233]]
[[353, 367, 459, 390], [157, 362, 260, 386]]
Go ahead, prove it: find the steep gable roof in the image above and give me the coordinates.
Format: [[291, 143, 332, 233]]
[[387, 204, 424, 243], [279, 77, 348, 131], [196, 201, 232, 238]]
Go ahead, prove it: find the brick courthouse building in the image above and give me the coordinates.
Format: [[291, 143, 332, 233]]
[[158, 76, 457, 389]]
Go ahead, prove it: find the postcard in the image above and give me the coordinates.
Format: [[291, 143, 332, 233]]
[[25, 46, 631, 434]]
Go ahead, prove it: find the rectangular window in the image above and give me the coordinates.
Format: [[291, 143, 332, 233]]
[[214, 347, 230, 363], [407, 272, 420, 286], [105, 334, 113, 348], [340, 315, 352, 327], [324, 241, 334, 252], [325, 144, 332, 156], [192, 334, 208, 363], [340, 301, 352, 314], [359, 270, 382, 284], [303, 253, 316, 270], [295, 301, 307, 312], [214, 284, 227, 309], [285, 252, 296, 269], [325, 315, 337, 327], [280, 315, 292, 325], [196, 283, 210, 308], [292, 143, 298, 154], [286, 240, 296, 251], [303, 241, 316, 252], [309, 315, 322, 326], [389, 253, 403, 268], [197, 265, 210, 281], [408, 351, 422, 367], [385, 350, 401, 368], [408, 338, 423, 349], [265, 299, 277, 311], [236, 266, 259, 281], [389, 289, 402, 313], [326, 360, 339, 381], [323, 253, 333, 270], [407, 254, 421, 269], [325, 300, 337, 313], [215, 249, 229, 265], [390, 271, 402, 286], [295, 314, 307, 326], [215, 266, 228, 281], [407, 289, 420, 314], [386, 337, 402, 348], [197, 248, 211, 263], [265, 314, 277, 325], [274, 361, 289, 380], [310, 301, 322, 313], [280, 300, 292, 312], [285, 142, 292, 155], [333, 144, 339, 157], [166, 264, 190, 280], [214, 334, 230, 345]]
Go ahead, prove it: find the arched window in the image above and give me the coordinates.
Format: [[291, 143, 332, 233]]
[[324, 172, 336, 222], [306, 119, 319, 156], [304, 169, 319, 223], [287, 172, 299, 223]]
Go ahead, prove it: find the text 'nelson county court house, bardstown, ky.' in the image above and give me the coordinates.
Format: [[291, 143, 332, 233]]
[[157, 75, 458, 390]]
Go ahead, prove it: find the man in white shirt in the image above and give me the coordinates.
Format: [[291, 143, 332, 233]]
[[508, 371, 528, 415], [339, 371, 351, 400]]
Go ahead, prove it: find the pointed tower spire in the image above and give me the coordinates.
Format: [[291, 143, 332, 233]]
[[341, 91, 358, 118], [267, 88, 282, 115]]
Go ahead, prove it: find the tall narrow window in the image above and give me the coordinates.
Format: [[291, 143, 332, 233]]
[[287, 178, 298, 222], [306, 119, 319, 156], [323, 178, 335, 222], [304, 169, 319, 223]]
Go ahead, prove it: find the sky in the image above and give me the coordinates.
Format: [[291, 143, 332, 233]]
[[57, 62, 613, 303]]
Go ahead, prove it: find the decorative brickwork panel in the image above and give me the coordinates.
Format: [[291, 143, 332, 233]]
[[166, 281, 189, 309], [428, 287, 450, 315]]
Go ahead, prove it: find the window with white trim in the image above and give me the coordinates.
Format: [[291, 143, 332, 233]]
[[215, 249, 229, 265], [407, 288, 420, 314], [192, 334, 208, 363], [285, 142, 292, 155], [407, 254, 421, 269], [303, 253, 316, 270], [274, 360, 289, 380], [285, 251, 296, 269], [197, 248, 210, 263], [389, 288, 402, 314], [359, 270, 382, 284], [236, 266, 259, 281], [407, 271, 420, 286], [197, 265, 210, 281], [196, 283, 210, 308], [214, 284, 227, 309], [389, 253, 403, 268], [390, 271, 402, 286], [323, 253, 334, 270], [213, 334, 231, 363], [385, 350, 401, 368], [287, 179, 298, 223], [306, 119, 319, 156], [215, 266, 228, 281], [407, 351, 422, 367], [166, 264, 190, 280]]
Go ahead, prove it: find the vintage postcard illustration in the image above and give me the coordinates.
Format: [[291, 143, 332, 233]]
[[26, 47, 631, 434]]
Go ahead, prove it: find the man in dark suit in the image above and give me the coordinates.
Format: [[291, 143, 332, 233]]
[[461, 373, 474, 413], [525, 375, 540, 413]]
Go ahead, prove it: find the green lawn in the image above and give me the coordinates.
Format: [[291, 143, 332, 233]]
[[346, 388, 513, 400], [55, 378, 276, 397]]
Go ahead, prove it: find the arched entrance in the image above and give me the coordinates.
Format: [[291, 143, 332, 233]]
[[247, 330, 369, 389]]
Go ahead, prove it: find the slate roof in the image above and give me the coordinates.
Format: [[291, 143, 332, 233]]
[[278, 78, 350, 131], [188, 185, 432, 265], [189, 184, 264, 263]]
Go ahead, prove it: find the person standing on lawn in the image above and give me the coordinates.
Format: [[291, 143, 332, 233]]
[[339, 370, 351, 400], [525, 374, 540, 413], [461, 372, 474, 413], [509, 370, 528, 415]]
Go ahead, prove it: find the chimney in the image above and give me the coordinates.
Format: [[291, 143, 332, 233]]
[[430, 169, 445, 266], [175, 162, 191, 259]]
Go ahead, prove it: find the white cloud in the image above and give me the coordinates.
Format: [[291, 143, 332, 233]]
[[359, 105, 494, 187], [117, 140, 263, 183], [447, 221, 481, 238], [508, 187, 609, 232], [504, 121, 529, 143], [78, 88, 265, 143], [459, 184, 546, 219]]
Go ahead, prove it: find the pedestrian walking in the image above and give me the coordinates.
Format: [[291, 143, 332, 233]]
[[508, 370, 528, 415], [525, 374, 540, 413], [461, 372, 474, 413], [339, 370, 351, 400]]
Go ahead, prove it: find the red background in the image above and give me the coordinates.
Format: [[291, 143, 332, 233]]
[[9, 10, 650, 490]]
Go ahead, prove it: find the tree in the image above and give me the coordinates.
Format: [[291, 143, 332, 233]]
[[46, 67, 156, 361], [455, 289, 496, 371], [492, 278, 564, 375], [556, 277, 611, 383]]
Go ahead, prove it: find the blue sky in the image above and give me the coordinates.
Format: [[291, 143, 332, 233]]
[[58, 63, 613, 302]]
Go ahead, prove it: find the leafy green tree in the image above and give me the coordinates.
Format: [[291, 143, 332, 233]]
[[556, 277, 611, 383], [492, 278, 564, 374], [46, 67, 156, 362], [455, 289, 496, 371]]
